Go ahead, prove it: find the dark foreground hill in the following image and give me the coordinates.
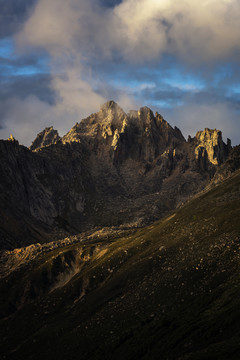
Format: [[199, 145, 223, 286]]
[[1, 168, 240, 359]]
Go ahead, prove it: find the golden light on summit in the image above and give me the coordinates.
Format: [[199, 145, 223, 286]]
[[7, 134, 15, 141]]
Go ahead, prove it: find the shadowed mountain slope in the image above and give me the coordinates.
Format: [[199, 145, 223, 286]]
[[0, 168, 239, 359]]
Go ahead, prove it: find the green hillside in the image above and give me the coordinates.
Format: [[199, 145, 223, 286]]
[[1, 170, 240, 360]]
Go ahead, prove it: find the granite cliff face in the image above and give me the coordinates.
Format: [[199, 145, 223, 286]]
[[0, 101, 232, 249]]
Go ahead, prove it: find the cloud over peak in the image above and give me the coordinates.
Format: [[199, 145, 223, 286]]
[[0, 0, 240, 145], [18, 0, 240, 63]]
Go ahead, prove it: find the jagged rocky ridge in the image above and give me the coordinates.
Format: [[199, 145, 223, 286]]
[[0, 101, 233, 249], [29, 126, 60, 151]]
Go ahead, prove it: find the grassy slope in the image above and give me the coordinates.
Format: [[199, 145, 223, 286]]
[[0, 170, 240, 359]]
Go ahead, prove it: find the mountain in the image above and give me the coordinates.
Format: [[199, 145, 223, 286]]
[[1, 101, 240, 359], [29, 126, 60, 151], [0, 166, 239, 360], [211, 144, 240, 185], [0, 101, 232, 250]]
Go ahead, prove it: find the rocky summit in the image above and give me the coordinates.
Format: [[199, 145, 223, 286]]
[[29, 126, 61, 151], [0, 101, 233, 249]]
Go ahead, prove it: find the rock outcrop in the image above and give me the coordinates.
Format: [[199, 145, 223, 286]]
[[0, 101, 233, 249], [7, 134, 18, 143], [30, 126, 60, 151], [193, 128, 230, 168], [210, 144, 240, 185]]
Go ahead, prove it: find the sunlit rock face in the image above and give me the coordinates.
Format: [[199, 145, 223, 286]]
[[7, 134, 18, 144], [194, 128, 230, 167], [0, 101, 234, 249], [61, 101, 189, 199], [30, 126, 61, 151], [63, 101, 185, 165], [62, 101, 127, 146]]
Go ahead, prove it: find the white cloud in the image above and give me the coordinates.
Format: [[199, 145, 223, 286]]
[[18, 0, 240, 65], [3, 0, 239, 145], [18, 0, 240, 63]]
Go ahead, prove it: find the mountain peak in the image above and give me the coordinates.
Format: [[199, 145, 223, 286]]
[[30, 126, 60, 151], [1, 100, 239, 253], [136, 106, 155, 124], [194, 128, 230, 166], [99, 100, 126, 118], [100, 100, 123, 113], [7, 134, 19, 144], [138, 106, 153, 113], [195, 128, 222, 142]]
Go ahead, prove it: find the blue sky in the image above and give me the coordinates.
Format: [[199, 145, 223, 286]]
[[0, 0, 240, 145]]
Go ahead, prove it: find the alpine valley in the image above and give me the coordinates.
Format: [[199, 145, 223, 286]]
[[0, 101, 240, 359]]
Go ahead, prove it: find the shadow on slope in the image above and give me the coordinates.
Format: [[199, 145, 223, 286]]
[[0, 170, 240, 359]]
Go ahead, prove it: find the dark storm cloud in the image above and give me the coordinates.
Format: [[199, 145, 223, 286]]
[[100, 0, 122, 7], [0, 53, 46, 74], [0, 73, 54, 103], [142, 82, 240, 114], [140, 87, 185, 102], [189, 89, 240, 108], [0, 0, 36, 38], [0, 46, 53, 105]]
